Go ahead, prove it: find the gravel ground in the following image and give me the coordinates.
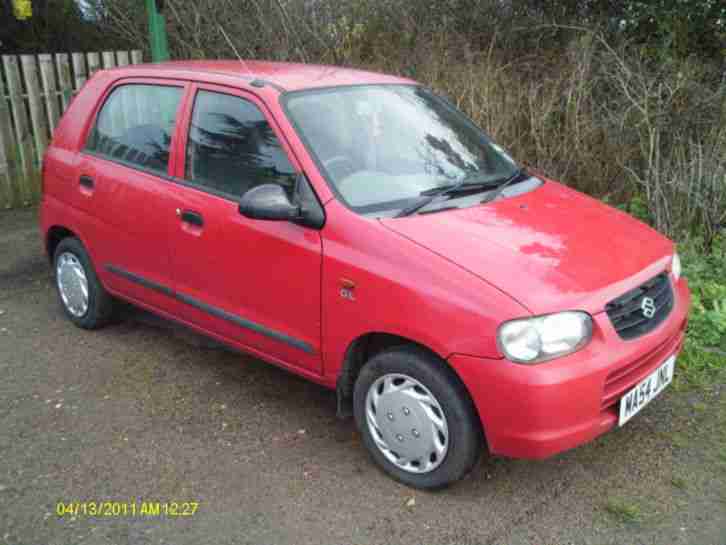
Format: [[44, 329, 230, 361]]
[[1, 207, 724, 545]]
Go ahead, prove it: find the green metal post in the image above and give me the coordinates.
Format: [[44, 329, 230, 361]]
[[146, 0, 170, 62]]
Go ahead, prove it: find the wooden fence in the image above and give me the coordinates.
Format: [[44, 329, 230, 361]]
[[0, 50, 143, 209]]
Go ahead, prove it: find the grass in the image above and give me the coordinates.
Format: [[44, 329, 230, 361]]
[[670, 433, 689, 449], [671, 238, 726, 389], [675, 340, 726, 390], [604, 498, 642, 524]]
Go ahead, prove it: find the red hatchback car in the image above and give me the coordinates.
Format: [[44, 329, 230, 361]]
[[40, 61, 690, 488]]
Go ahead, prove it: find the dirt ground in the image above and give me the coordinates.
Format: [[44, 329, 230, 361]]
[[1, 207, 724, 545]]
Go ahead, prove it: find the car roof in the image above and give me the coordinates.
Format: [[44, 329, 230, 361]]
[[107, 60, 416, 92]]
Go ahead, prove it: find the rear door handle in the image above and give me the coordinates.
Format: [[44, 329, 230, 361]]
[[180, 210, 204, 227], [79, 175, 94, 189]]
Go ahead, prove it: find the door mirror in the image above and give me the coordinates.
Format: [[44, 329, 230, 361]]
[[238, 184, 301, 222]]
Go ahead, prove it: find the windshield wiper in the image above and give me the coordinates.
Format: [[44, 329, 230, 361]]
[[480, 168, 528, 205], [396, 174, 505, 218]]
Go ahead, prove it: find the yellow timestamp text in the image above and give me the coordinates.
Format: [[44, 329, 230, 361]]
[[56, 500, 199, 518]]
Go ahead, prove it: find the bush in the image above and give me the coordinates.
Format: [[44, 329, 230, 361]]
[[675, 238, 726, 386], [681, 241, 726, 349]]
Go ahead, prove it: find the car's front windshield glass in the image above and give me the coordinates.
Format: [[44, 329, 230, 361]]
[[284, 85, 520, 217]]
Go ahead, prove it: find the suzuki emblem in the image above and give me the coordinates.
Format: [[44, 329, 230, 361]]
[[641, 297, 656, 318]]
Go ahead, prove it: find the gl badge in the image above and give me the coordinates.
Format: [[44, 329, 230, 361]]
[[340, 278, 356, 301]]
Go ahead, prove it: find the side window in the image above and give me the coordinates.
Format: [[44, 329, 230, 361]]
[[185, 90, 297, 199], [86, 84, 183, 174]]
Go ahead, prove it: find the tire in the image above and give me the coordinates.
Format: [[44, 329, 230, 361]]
[[353, 345, 482, 489], [53, 237, 115, 329]]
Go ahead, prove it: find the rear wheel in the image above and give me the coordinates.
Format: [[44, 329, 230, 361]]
[[353, 345, 482, 489], [53, 237, 114, 329]]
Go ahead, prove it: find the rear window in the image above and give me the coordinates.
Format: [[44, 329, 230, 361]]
[[85, 84, 183, 174]]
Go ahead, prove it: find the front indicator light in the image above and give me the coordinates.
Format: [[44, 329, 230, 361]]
[[671, 253, 681, 281], [498, 311, 593, 364]]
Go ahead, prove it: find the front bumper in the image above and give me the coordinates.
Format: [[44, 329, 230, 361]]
[[448, 277, 691, 459]]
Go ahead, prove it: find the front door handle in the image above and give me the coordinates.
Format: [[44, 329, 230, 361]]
[[79, 175, 94, 189], [180, 210, 204, 227]]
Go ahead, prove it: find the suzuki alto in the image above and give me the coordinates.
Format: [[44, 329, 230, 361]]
[[40, 60, 690, 488]]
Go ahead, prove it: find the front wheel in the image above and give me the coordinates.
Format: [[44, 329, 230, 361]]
[[353, 345, 483, 489]]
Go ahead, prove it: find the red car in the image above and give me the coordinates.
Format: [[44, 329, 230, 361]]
[[40, 61, 690, 488]]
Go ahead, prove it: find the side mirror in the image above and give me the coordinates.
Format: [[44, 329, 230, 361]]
[[238, 184, 301, 221]]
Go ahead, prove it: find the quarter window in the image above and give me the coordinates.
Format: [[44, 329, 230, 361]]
[[86, 84, 183, 174], [185, 90, 296, 199]]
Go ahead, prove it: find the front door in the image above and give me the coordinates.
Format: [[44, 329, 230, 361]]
[[168, 84, 323, 373]]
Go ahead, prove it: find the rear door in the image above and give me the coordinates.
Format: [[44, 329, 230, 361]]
[[168, 83, 323, 372], [79, 79, 188, 312]]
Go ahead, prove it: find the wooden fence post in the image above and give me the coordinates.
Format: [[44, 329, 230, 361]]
[[0, 131, 10, 209], [102, 51, 116, 69], [71, 53, 87, 91], [2, 55, 33, 205], [87, 52, 101, 76], [20, 55, 47, 202], [0, 72, 18, 208], [38, 53, 61, 132], [55, 53, 73, 111], [117, 51, 130, 67]]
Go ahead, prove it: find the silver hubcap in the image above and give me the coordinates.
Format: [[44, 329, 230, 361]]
[[365, 373, 449, 474], [56, 252, 89, 317]]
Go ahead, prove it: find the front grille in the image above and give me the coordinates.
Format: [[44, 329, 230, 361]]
[[605, 273, 673, 340], [601, 327, 684, 409]]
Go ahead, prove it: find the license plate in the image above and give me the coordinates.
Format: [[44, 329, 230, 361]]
[[618, 355, 675, 426]]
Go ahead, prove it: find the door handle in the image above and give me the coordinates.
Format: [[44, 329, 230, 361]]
[[180, 210, 204, 227], [79, 175, 94, 189]]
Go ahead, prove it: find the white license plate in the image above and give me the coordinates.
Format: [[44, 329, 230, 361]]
[[618, 355, 675, 426]]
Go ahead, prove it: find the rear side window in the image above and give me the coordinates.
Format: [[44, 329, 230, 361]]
[[86, 84, 183, 174], [185, 90, 296, 199]]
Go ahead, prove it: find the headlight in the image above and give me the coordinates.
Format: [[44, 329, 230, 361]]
[[671, 253, 681, 281], [497, 311, 593, 364]]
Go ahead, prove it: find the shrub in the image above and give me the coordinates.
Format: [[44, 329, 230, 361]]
[[681, 241, 726, 349]]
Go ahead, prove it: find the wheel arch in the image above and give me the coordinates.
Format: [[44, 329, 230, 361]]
[[45, 225, 78, 263], [335, 332, 484, 438]]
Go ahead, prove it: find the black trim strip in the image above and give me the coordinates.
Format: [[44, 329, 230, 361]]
[[105, 265, 174, 297], [175, 293, 313, 353], [105, 265, 314, 354]]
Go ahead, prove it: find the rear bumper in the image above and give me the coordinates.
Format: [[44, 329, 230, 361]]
[[448, 277, 690, 459]]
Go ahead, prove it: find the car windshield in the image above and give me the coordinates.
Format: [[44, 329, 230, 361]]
[[284, 85, 520, 217]]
